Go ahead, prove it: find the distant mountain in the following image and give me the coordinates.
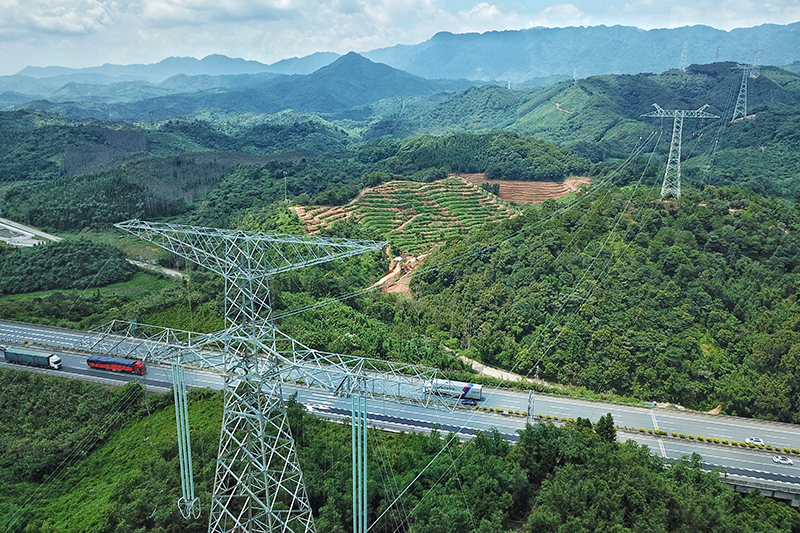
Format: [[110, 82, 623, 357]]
[[267, 52, 341, 75], [163, 52, 451, 116], [13, 53, 337, 84], [362, 23, 800, 82], [15, 53, 458, 120]]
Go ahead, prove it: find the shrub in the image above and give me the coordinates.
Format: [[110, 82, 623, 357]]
[[521, 411, 527, 416], [731, 441, 737, 445], [766, 445, 772, 450], [688, 435, 694, 440], [679, 433, 686, 439], [672, 432, 677, 437], [740, 442, 747, 447], [697, 435, 703, 441], [538, 414, 544, 418], [721, 439, 727, 444], [515, 410, 520, 415], [784, 448, 791, 453], [546, 415, 552, 419], [792, 449, 799, 454], [508, 409, 514, 414], [748, 443, 755, 448], [561, 417, 568, 421], [706, 437, 712, 443], [647, 429, 653, 434], [639, 428, 646, 433], [758, 444, 764, 449]]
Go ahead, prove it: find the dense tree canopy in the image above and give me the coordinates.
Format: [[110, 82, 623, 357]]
[[0, 239, 136, 295]]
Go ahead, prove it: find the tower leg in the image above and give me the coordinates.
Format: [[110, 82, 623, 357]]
[[208, 377, 315, 533]]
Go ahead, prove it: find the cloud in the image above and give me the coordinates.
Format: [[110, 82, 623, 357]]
[[137, 0, 300, 25], [609, 0, 800, 30], [0, 0, 114, 34], [534, 4, 592, 26]]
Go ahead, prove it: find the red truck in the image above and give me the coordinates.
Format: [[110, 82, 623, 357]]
[[87, 354, 146, 375]]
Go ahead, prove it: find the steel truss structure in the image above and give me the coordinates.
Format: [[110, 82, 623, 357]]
[[641, 104, 720, 199], [731, 49, 761, 123], [78, 220, 462, 533]]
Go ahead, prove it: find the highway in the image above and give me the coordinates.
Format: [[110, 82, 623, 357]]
[[2, 318, 800, 489]]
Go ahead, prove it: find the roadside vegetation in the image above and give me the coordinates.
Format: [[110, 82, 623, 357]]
[[2, 371, 798, 533]]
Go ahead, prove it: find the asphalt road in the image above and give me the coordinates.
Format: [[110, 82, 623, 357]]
[[2, 319, 800, 486]]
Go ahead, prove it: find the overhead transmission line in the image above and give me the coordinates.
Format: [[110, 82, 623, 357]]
[[273, 132, 659, 321], [367, 132, 665, 532]]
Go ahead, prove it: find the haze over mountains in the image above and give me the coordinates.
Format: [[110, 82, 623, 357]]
[[5, 22, 800, 90]]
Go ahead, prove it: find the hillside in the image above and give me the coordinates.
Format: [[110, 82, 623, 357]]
[[408, 184, 800, 422], [292, 176, 519, 255]]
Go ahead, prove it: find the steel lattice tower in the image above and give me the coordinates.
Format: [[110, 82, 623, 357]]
[[731, 49, 760, 123], [641, 104, 720, 199], [115, 220, 387, 533]]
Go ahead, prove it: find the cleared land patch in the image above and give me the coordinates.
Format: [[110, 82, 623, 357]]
[[460, 173, 591, 205]]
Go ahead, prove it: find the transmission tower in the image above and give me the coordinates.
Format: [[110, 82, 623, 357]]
[[80, 220, 466, 532], [118, 220, 389, 532], [679, 40, 689, 72], [641, 104, 720, 199], [731, 48, 761, 122]]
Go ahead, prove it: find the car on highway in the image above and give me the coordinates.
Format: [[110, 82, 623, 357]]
[[460, 399, 478, 406], [772, 455, 794, 465], [744, 437, 764, 446]]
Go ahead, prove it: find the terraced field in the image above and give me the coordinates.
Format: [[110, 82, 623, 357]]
[[292, 176, 520, 255]]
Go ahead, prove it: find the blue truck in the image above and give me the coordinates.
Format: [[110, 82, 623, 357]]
[[2, 345, 63, 370]]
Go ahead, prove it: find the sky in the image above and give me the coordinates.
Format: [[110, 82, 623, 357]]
[[1, 0, 800, 76]]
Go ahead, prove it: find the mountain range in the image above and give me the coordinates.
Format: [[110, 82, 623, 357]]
[[5, 23, 800, 90]]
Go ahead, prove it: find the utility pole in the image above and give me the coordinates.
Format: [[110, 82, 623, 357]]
[[641, 104, 720, 199]]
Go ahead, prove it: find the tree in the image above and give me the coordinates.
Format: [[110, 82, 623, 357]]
[[595, 413, 616, 443]]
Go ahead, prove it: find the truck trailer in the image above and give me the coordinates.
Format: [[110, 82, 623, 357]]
[[87, 354, 146, 375], [2, 345, 63, 370], [424, 379, 482, 400]]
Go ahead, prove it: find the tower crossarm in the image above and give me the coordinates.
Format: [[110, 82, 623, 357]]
[[78, 320, 460, 411], [115, 219, 388, 278], [640, 103, 719, 120]]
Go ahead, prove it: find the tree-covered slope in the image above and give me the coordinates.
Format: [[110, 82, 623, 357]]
[[2, 371, 798, 533], [409, 184, 800, 422]]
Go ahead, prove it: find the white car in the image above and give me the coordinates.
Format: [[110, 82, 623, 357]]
[[744, 437, 764, 446], [772, 456, 794, 465]]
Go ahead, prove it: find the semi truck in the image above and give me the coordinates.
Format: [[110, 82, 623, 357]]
[[1, 345, 63, 370], [424, 379, 482, 400], [87, 354, 146, 375]]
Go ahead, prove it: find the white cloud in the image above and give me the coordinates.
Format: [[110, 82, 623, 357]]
[[534, 4, 592, 26], [1, 0, 114, 34]]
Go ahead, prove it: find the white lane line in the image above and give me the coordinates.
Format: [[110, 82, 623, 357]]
[[651, 410, 667, 458]]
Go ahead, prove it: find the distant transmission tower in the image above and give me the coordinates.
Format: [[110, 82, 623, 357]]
[[641, 104, 720, 199], [679, 41, 690, 72], [731, 48, 761, 122]]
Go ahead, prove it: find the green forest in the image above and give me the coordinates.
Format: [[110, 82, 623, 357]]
[[2, 371, 798, 533]]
